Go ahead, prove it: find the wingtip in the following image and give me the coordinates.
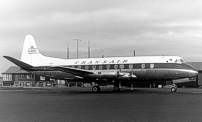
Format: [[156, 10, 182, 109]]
[[3, 55, 9, 58], [3, 56, 12, 59]]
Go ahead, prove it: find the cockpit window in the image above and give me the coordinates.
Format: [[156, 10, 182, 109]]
[[175, 59, 183, 63]]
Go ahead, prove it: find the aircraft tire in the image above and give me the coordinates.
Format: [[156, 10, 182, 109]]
[[171, 87, 177, 92], [92, 86, 100, 92], [113, 85, 120, 92], [171, 84, 177, 92]]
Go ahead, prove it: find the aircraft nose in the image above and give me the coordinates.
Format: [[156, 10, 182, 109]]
[[189, 70, 198, 77]]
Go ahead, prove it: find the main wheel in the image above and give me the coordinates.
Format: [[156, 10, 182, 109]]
[[113, 85, 120, 92], [92, 86, 100, 92]]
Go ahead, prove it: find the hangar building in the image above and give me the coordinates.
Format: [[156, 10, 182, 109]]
[[2, 66, 54, 87]]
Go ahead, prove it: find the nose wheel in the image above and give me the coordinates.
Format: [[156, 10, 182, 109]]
[[171, 84, 177, 92]]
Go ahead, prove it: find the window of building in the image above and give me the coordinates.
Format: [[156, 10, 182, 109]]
[[19, 74, 25, 79], [50, 78, 55, 81], [40, 76, 45, 80], [3, 74, 12, 81], [27, 74, 34, 79], [9, 74, 11, 81]]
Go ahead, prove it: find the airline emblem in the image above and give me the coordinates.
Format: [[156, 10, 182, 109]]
[[75, 59, 128, 65]]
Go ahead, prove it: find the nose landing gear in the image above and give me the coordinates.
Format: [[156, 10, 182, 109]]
[[171, 84, 177, 92]]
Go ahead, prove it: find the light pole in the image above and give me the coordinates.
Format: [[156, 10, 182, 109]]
[[74, 39, 82, 59], [88, 41, 90, 58], [67, 42, 69, 59]]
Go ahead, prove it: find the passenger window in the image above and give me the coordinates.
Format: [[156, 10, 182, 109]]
[[120, 65, 124, 69], [99, 65, 103, 70], [129, 64, 133, 69], [114, 65, 118, 69], [106, 65, 110, 70], [175, 59, 182, 63], [92, 66, 96, 70], [85, 66, 89, 70]]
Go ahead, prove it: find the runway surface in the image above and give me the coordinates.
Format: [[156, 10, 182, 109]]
[[0, 87, 202, 122]]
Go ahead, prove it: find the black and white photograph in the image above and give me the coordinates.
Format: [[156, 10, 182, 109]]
[[1, 0, 202, 122]]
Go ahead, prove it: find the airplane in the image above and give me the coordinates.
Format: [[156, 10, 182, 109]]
[[3, 35, 198, 92]]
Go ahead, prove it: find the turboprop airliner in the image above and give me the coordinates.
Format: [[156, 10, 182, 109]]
[[4, 35, 198, 92]]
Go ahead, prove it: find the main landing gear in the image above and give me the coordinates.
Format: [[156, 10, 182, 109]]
[[113, 81, 121, 92], [91, 81, 122, 92], [113, 85, 120, 92], [91, 85, 121, 92], [92, 86, 101, 92]]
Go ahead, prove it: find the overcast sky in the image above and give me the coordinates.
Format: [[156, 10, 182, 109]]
[[1, 0, 202, 74]]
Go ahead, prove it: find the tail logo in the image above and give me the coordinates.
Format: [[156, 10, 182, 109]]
[[28, 46, 39, 54]]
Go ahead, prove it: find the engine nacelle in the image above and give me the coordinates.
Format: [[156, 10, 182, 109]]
[[86, 71, 137, 80], [117, 73, 137, 80]]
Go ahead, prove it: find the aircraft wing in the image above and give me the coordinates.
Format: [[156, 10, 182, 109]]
[[51, 66, 94, 76]]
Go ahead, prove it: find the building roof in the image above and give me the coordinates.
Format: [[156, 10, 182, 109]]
[[2, 66, 29, 74], [187, 62, 202, 71]]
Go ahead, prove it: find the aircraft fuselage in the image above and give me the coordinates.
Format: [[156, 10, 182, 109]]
[[28, 62, 197, 81]]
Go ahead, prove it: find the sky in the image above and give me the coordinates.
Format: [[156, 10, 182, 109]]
[[1, 0, 202, 75]]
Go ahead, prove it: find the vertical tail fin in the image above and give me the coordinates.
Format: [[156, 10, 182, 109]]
[[21, 35, 44, 64]]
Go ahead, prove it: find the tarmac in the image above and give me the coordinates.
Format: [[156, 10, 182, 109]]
[[0, 87, 202, 122]]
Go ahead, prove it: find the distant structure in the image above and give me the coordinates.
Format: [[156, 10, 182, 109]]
[[134, 50, 135, 57], [67, 42, 69, 59], [88, 41, 90, 58], [74, 39, 82, 59], [1, 66, 83, 87]]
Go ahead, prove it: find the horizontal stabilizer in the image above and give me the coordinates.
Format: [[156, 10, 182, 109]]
[[3, 56, 33, 69]]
